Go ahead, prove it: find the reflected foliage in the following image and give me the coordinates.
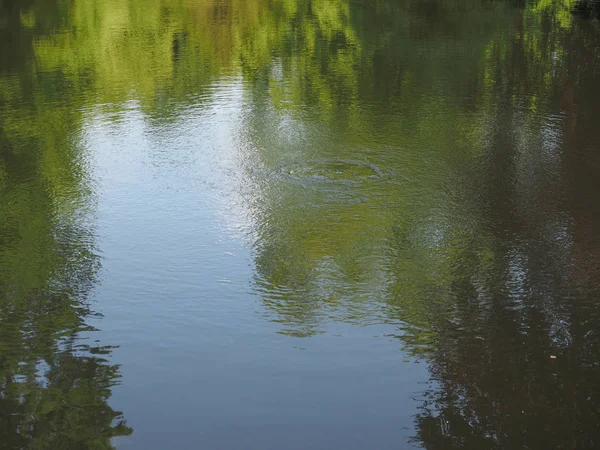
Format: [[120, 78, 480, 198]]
[[408, 8, 600, 448], [0, 1, 131, 447], [235, 0, 600, 448], [1, 0, 599, 447]]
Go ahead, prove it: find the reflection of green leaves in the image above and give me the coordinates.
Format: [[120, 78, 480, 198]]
[[238, 0, 598, 342], [531, 0, 578, 28], [9, 0, 591, 346], [1, 351, 132, 449], [2, 0, 598, 446], [1, 2, 131, 447]]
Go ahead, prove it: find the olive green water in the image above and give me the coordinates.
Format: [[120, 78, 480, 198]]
[[1, 0, 600, 448]]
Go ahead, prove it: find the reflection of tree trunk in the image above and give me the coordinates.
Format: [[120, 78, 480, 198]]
[[560, 28, 600, 281], [0, 0, 34, 72], [573, 0, 600, 18]]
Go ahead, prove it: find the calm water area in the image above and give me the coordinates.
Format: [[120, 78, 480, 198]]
[[1, 0, 600, 448]]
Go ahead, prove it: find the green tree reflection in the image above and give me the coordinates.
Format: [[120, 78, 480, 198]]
[[2, 0, 598, 447], [236, 0, 600, 447], [0, 2, 131, 447]]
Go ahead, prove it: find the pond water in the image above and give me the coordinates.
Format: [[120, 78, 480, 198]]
[[1, 0, 600, 448]]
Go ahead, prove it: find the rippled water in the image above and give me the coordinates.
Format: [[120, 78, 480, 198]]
[[1, 0, 600, 448]]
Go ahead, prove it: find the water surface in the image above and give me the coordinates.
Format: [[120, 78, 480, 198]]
[[1, 0, 600, 448]]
